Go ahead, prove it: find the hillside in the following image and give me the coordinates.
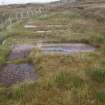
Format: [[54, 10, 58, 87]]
[[0, 0, 105, 105]]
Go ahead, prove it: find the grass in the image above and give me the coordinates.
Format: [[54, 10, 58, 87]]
[[0, 32, 10, 44], [0, 5, 105, 105], [0, 53, 105, 105], [96, 90, 105, 103], [0, 45, 10, 66], [86, 68, 105, 83], [4, 10, 105, 48], [52, 71, 84, 89]]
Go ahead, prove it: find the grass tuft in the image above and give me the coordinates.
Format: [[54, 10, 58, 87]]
[[53, 71, 83, 89], [96, 90, 105, 102], [86, 68, 105, 83], [0, 45, 10, 66]]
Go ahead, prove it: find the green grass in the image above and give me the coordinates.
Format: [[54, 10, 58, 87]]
[[0, 45, 10, 66], [86, 68, 105, 83], [52, 71, 83, 89], [96, 90, 105, 103]]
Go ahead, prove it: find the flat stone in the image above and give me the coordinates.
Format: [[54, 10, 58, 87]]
[[9, 44, 35, 60], [9, 43, 95, 58], [0, 64, 37, 86]]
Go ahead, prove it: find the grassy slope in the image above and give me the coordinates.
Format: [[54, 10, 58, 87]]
[[0, 5, 105, 105]]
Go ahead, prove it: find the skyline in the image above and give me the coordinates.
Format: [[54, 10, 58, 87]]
[[0, 0, 59, 5]]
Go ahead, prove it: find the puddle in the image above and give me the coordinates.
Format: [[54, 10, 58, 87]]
[[35, 30, 64, 33], [36, 30, 52, 33], [24, 24, 66, 29], [24, 24, 66, 33], [40, 43, 95, 54], [47, 25, 67, 27], [0, 64, 37, 86], [24, 25, 37, 28], [24, 25, 59, 33]]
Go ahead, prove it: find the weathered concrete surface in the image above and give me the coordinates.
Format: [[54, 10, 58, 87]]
[[0, 44, 37, 86], [9, 43, 95, 58], [0, 64, 37, 86], [9, 44, 35, 60]]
